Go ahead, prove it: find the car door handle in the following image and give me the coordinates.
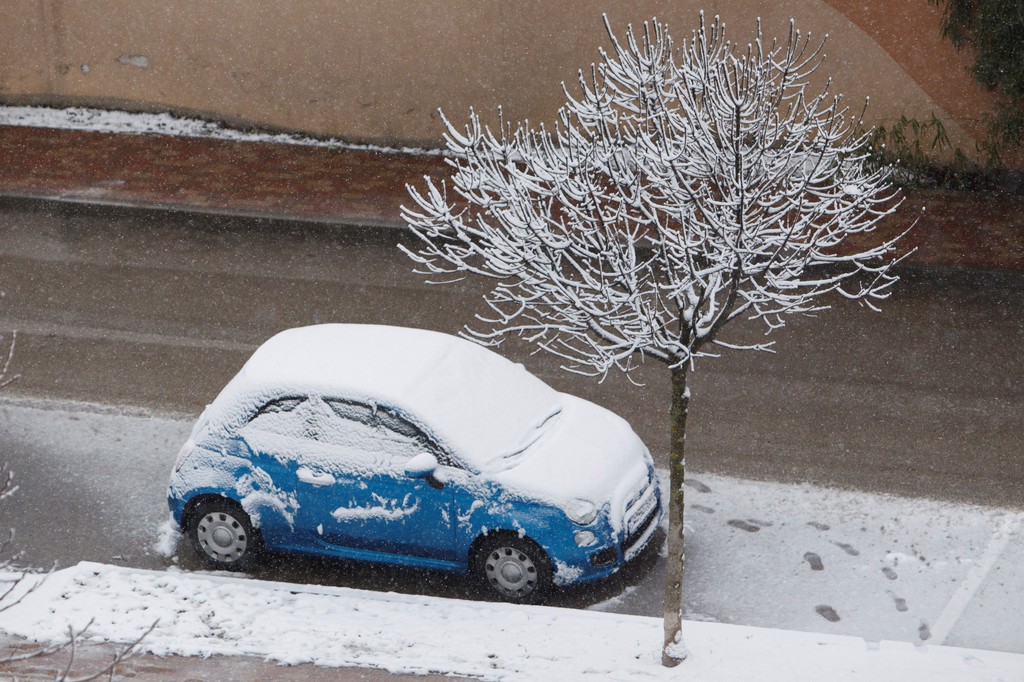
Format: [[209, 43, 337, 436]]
[[297, 467, 336, 487]]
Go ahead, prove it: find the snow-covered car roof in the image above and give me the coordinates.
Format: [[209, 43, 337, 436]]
[[204, 324, 562, 471]]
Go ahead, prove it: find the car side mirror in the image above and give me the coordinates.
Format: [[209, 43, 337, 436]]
[[405, 452, 444, 489], [405, 452, 439, 479]]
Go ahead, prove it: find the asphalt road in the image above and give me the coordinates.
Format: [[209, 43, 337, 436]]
[[0, 196, 1020, 612]]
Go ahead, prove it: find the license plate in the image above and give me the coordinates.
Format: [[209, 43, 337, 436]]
[[628, 492, 656, 533]]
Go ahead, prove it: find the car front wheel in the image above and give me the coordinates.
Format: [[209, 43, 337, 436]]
[[189, 499, 260, 570], [475, 535, 553, 604]]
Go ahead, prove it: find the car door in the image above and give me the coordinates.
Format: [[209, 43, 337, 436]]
[[234, 396, 316, 549], [309, 398, 457, 563]]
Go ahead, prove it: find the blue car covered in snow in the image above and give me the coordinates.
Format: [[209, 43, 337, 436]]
[[168, 324, 661, 602]]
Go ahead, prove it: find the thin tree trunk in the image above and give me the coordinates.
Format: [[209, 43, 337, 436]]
[[662, 364, 690, 666]]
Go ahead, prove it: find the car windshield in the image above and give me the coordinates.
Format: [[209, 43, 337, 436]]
[[480, 405, 562, 473], [403, 344, 562, 473]]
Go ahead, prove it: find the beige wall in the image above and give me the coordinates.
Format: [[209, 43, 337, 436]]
[[0, 1, 995, 155]]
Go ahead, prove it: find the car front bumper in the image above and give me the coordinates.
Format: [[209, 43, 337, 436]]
[[551, 493, 663, 586]]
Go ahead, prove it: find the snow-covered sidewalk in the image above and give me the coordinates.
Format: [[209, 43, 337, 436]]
[[663, 474, 1024, 654], [1, 471, 1022, 681], [1, 561, 1022, 681]]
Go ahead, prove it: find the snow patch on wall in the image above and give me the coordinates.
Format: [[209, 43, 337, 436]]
[[0, 105, 446, 156], [116, 55, 150, 69]]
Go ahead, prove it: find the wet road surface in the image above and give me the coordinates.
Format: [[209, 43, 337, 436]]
[[0, 197, 1020, 612]]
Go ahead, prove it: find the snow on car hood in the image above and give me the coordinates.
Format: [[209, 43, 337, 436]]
[[485, 394, 652, 526]]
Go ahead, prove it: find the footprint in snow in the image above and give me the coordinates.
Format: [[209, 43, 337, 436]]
[[882, 566, 898, 581], [892, 595, 908, 612], [806, 521, 831, 531], [962, 655, 984, 668], [692, 504, 715, 514], [685, 479, 712, 494], [833, 542, 860, 556], [919, 622, 932, 641], [803, 552, 824, 571], [815, 605, 841, 622], [727, 519, 764, 533]]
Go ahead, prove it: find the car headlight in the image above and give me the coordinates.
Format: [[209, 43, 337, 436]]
[[565, 498, 597, 526], [574, 530, 597, 547]]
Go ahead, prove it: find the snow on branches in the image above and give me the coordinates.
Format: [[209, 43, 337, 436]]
[[402, 13, 908, 378]]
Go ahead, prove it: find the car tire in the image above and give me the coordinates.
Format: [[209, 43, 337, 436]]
[[475, 534, 553, 604], [188, 499, 261, 571]]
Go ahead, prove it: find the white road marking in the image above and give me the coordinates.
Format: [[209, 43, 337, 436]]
[[930, 513, 1021, 645]]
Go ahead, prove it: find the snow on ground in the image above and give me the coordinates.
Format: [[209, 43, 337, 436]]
[[1, 397, 1022, 678], [1, 562, 1022, 682], [672, 473, 1024, 654], [0, 104, 443, 155]]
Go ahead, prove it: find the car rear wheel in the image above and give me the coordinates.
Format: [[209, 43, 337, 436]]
[[475, 535, 552, 604], [189, 499, 260, 570]]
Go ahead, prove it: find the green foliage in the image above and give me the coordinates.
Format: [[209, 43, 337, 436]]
[[868, 114, 996, 189], [931, 0, 1024, 163]]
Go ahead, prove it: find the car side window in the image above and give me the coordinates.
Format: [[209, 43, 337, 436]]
[[243, 396, 310, 440], [321, 399, 376, 427], [320, 399, 438, 463]]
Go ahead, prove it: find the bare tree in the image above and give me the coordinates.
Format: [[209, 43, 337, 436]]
[[402, 14, 908, 666]]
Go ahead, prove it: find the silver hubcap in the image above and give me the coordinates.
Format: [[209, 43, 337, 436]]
[[197, 511, 248, 563], [485, 546, 538, 597]]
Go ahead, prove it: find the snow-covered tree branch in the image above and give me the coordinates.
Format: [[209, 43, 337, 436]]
[[402, 12, 909, 667]]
